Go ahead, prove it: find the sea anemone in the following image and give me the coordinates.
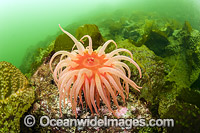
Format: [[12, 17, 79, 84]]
[[50, 24, 142, 118]]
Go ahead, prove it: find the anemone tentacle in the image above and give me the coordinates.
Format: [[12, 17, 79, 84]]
[[95, 74, 116, 116], [106, 48, 133, 59], [80, 35, 93, 54], [98, 40, 117, 56], [106, 73, 126, 102], [100, 75, 120, 108], [59, 24, 85, 55], [104, 55, 142, 78], [99, 67, 142, 90]]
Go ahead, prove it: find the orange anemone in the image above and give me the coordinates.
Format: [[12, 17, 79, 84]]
[[49, 24, 142, 118]]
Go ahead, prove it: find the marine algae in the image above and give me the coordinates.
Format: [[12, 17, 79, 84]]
[[0, 61, 35, 132]]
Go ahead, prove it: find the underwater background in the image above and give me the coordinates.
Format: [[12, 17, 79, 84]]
[[1, 0, 200, 69], [1, 0, 200, 132]]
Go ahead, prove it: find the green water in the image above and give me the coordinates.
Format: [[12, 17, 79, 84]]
[[0, 0, 200, 71]]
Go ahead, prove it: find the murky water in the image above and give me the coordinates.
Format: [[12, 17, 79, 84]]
[[0, 0, 200, 70]]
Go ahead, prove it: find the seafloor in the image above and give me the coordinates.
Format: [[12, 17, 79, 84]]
[[1, 12, 200, 132]]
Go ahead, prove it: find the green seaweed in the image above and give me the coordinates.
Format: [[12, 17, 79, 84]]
[[108, 20, 200, 131], [159, 99, 200, 132], [183, 21, 193, 34], [54, 33, 74, 52], [76, 24, 104, 50], [20, 40, 55, 79], [144, 29, 169, 57]]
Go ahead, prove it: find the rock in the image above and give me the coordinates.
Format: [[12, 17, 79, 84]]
[[20, 61, 75, 132], [76, 24, 104, 50], [0, 61, 35, 132]]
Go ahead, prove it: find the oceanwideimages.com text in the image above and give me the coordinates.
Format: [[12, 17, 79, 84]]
[[24, 115, 174, 129]]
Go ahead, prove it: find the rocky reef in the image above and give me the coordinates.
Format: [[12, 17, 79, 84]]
[[1, 12, 200, 132], [103, 14, 200, 132], [106, 15, 200, 132]]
